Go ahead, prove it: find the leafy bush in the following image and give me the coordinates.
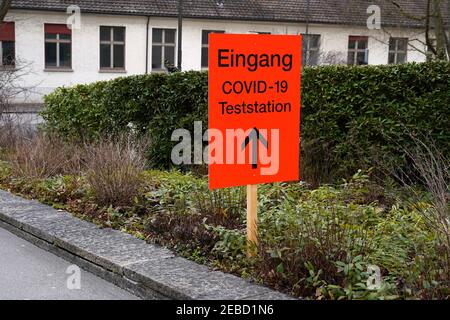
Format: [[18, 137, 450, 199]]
[[42, 72, 208, 168], [380, 135, 450, 298], [255, 173, 448, 299], [34, 175, 89, 207], [114, 169, 450, 299], [257, 177, 383, 297], [301, 62, 450, 183], [193, 181, 246, 228], [141, 170, 245, 255], [42, 62, 450, 183]]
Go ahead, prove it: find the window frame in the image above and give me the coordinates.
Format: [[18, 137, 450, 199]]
[[388, 37, 408, 64], [0, 40, 16, 67], [151, 28, 177, 72], [201, 30, 225, 70], [348, 36, 369, 66], [302, 34, 321, 66], [248, 31, 271, 35], [99, 26, 126, 71], [44, 25, 72, 70]]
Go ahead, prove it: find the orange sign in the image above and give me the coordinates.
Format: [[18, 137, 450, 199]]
[[208, 34, 302, 189]]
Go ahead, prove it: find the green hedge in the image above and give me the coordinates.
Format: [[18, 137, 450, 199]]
[[301, 62, 450, 182], [42, 72, 208, 166], [42, 62, 450, 182]]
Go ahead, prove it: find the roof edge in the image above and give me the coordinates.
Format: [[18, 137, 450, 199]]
[[9, 6, 426, 29]]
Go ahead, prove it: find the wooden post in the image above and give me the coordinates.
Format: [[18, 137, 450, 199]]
[[246, 184, 258, 256]]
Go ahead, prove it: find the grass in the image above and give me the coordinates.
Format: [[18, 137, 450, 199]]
[[83, 135, 147, 207]]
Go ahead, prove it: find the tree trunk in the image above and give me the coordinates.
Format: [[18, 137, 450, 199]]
[[430, 0, 449, 60], [0, 0, 12, 23]]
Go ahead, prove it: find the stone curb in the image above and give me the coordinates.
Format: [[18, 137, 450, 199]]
[[0, 190, 294, 300]]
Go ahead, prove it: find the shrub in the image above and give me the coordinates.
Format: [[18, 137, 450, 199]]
[[84, 134, 147, 207], [142, 170, 246, 229], [255, 176, 445, 299], [6, 133, 81, 180], [34, 175, 89, 207], [42, 62, 450, 183], [301, 62, 450, 183], [42, 72, 208, 168], [192, 181, 246, 228], [381, 134, 450, 298], [257, 183, 380, 297]]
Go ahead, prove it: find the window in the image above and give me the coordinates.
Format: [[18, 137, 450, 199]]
[[100, 26, 125, 70], [0, 22, 15, 67], [152, 28, 176, 71], [45, 24, 72, 69], [388, 38, 408, 64], [348, 36, 369, 65], [302, 34, 320, 66], [201, 30, 225, 69]]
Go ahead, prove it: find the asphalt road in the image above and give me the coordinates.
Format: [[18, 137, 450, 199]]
[[0, 227, 140, 300]]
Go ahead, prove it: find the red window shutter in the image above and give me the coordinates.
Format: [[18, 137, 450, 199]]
[[45, 24, 71, 35], [0, 22, 15, 41]]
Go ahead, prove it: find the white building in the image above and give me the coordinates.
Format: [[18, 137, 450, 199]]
[[1, 0, 445, 106]]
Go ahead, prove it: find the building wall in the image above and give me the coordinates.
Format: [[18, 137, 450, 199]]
[[5, 10, 428, 104], [6, 10, 149, 103], [181, 18, 427, 69]]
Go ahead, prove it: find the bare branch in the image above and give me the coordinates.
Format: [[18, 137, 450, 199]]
[[0, 59, 37, 118], [388, 0, 427, 21], [377, 0, 449, 61]]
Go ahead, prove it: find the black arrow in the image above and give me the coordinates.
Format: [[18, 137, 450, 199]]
[[242, 128, 268, 169]]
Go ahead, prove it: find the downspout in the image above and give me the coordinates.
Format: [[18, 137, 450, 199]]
[[304, 0, 310, 64], [145, 16, 150, 73], [305, 0, 310, 36], [177, 0, 183, 70]]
